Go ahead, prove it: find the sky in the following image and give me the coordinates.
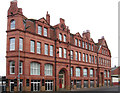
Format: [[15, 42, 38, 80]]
[[0, 0, 119, 76]]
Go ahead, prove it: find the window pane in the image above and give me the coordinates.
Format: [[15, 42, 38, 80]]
[[30, 41, 35, 53], [64, 48, 67, 58], [37, 42, 41, 54], [44, 27, 47, 36], [79, 40, 81, 47], [10, 61, 15, 74], [75, 39, 78, 46], [83, 69, 87, 77], [59, 47, 62, 57], [64, 35, 66, 42], [79, 52, 81, 61], [75, 51, 78, 60], [45, 44, 48, 55], [10, 38, 15, 51], [19, 38, 23, 51], [71, 67, 73, 76], [59, 34, 62, 41], [86, 54, 88, 62], [50, 45, 53, 56], [82, 41, 84, 48], [76, 68, 80, 77], [45, 64, 53, 76], [70, 51, 73, 60], [11, 20, 15, 29], [38, 26, 42, 35], [30, 62, 40, 75], [83, 53, 85, 62]]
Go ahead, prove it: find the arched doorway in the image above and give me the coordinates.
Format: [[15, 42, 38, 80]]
[[59, 69, 66, 89]]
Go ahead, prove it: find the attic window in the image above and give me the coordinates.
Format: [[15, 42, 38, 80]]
[[44, 27, 47, 37], [11, 20, 15, 30]]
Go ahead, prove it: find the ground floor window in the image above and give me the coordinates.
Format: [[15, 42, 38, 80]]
[[31, 80, 41, 91], [84, 80, 88, 88], [90, 80, 94, 88], [104, 80, 107, 86], [19, 79, 23, 91], [96, 80, 97, 87], [108, 80, 110, 86], [45, 80, 53, 91], [76, 80, 81, 88], [10, 80, 14, 92], [71, 80, 74, 89]]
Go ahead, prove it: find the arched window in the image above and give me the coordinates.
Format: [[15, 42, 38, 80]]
[[30, 62, 40, 75], [45, 64, 53, 76], [59, 33, 62, 41], [10, 61, 15, 74], [11, 20, 15, 30]]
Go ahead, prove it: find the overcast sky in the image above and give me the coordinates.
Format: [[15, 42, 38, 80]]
[[0, 0, 119, 76]]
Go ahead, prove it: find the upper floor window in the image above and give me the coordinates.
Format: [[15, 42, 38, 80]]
[[86, 42, 87, 49], [83, 68, 87, 77], [64, 48, 67, 58], [79, 40, 81, 47], [82, 41, 84, 48], [104, 70, 107, 77], [45, 64, 53, 76], [76, 67, 80, 77], [59, 47, 62, 57], [86, 54, 88, 62], [108, 71, 110, 77], [30, 62, 40, 75], [70, 50, 73, 60], [50, 45, 53, 56], [19, 38, 23, 51], [75, 39, 78, 46], [89, 44, 91, 50], [45, 44, 48, 55], [92, 45, 94, 51], [71, 67, 73, 76], [92, 56, 94, 63], [37, 42, 41, 54], [59, 33, 62, 41], [75, 51, 78, 61], [38, 25, 42, 35], [30, 40, 35, 53], [10, 61, 15, 74], [89, 55, 91, 63], [95, 56, 97, 64], [83, 53, 85, 62], [79, 52, 81, 61], [11, 20, 15, 30], [64, 35, 66, 42], [19, 62, 23, 74], [44, 27, 47, 37], [90, 69, 93, 77], [10, 38, 15, 51]]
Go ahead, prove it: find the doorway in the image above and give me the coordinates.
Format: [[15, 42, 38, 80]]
[[59, 70, 65, 89]]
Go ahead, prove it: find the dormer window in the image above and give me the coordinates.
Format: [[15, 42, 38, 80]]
[[59, 33, 62, 41], [75, 39, 78, 46], [44, 27, 47, 37], [11, 20, 15, 30], [38, 25, 42, 35]]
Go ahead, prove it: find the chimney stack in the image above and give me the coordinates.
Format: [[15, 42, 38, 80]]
[[46, 11, 50, 24]]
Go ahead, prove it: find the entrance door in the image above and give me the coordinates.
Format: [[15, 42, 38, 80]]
[[10, 80, 14, 92], [59, 73, 65, 88]]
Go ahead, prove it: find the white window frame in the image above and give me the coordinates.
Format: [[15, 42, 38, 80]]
[[10, 38, 15, 51], [76, 67, 80, 77], [19, 62, 23, 74], [50, 45, 53, 56], [64, 35, 66, 42], [59, 33, 62, 41], [10, 61, 15, 74], [64, 48, 67, 58], [45, 64, 53, 76], [75, 39, 78, 46], [83, 53, 85, 62], [86, 54, 88, 62], [71, 67, 73, 76], [82, 41, 84, 48], [75, 51, 78, 61], [89, 55, 91, 63], [83, 68, 87, 77], [37, 42, 41, 54], [38, 25, 42, 35], [11, 20, 15, 30], [89, 44, 91, 50], [45, 44, 48, 55], [30, 62, 40, 75], [70, 50, 73, 60], [44, 27, 47, 37], [79, 52, 81, 61], [30, 40, 35, 53], [59, 47, 62, 57], [90, 69, 93, 77], [45, 80, 53, 91], [79, 40, 81, 47], [19, 38, 23, 51]]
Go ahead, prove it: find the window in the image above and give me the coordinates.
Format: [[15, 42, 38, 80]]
[[30, 40, 35, 53], [75, 51, 78, 60], [90, 69, 93, 77], [76, 80, 81, 88], [76, 67, 80, 77], [92, 45, 94, 51], [86, 54, 88, 62], [37, 42, 41, 54], [89, 44, 91, 50], [83, 53, 85, 62], [79, 40, 81, 47], [19, 62, 23, 74], [59, 47, 62, 57], [10, 38, 15, 51], [99, 57, 101, 64], [50, 45, 53, 56], [45, 80, 53, 91], [70, 50, 73, 60], [38, 25, 42, 35], [44, 27, 47, 36], [90, 80, 94, 88], [83, 68, 87, 77], [84, 80, 88, 88], [45, 44, 48, 55], [45, 64, 53, 76], [104, 70, 107, 77], [10, 61, 15, 74], [30, 62, 40, 75], [11, 20, 15, 29], [59, 33, 62, 41], [82, 41, 84, 48], [89, 55, 91, 63], [86, 42, 87, 49], [19, 38, 23, 51], [64, 35, 66, 42], [95, 56, 97, 64], [92, 56, 94, 63], [75, 39, 78, 46], [79, 52, 81, 61], [71, 67, 73, 76], [31, 80, 40, 91], [64, 48, 67, 58], [108, 71, 110, 77], [104, 80, 107, 86], [101, 58, 103, 65]]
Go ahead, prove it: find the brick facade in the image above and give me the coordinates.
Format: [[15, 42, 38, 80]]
[[6, 1, 112, 92]]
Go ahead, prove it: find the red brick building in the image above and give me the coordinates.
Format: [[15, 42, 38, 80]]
[[6, 0, 112, 92]]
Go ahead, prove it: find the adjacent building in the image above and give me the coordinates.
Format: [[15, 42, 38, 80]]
[[6, 0, 112, 92]]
